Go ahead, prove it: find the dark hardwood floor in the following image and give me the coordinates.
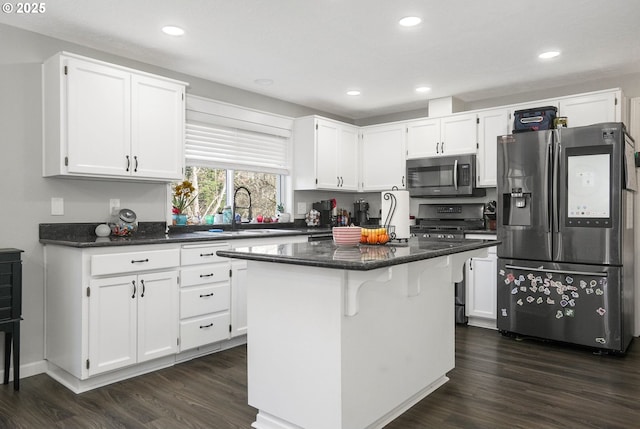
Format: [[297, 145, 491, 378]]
[[1, 327, 639, 428]]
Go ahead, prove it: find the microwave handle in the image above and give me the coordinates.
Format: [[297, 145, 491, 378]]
[[453, 159, 458, 190]]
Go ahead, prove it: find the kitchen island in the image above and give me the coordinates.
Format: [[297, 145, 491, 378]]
[[217, 238, 496, 429]]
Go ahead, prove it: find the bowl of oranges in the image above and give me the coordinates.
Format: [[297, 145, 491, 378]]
[[360, 225, 394, 245]]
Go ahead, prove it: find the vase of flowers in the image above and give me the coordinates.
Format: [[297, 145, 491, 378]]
[[172, 180, 197, 225]]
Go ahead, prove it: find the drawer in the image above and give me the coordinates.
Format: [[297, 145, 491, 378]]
[[91, 248, 180, 276], [180, 264, 229, 287], [180, 312, 230, 351], [180, 283, 230, 318], [181, 243, 231, 266]]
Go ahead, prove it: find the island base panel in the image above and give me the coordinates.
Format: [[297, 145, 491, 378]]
[[246, 252, 481, 428]]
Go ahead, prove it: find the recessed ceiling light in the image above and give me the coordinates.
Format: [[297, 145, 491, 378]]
[[399, 16, 422, 27], [415, 86, 431, 93], [539, 50, 560, 59], [346, 90, 361, 96], [162, 26, 185, 36], [254, 78, 274, 86]]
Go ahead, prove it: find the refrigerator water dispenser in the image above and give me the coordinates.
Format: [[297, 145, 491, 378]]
[[502, 188, 532, 226]]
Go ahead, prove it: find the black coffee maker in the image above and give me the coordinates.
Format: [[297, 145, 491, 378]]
[[353, 199, 369, 226], [312, 200, 333, 227]]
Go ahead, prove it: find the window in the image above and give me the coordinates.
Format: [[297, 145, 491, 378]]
[[179, 166, 282, 224], [172, 95, 293, 225]]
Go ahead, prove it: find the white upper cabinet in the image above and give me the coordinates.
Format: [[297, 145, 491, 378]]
[[406, 113, 477, 158], [360, 122, 406, 191], [476, 109, 510, 188], [406, 118, 439, 158], [338, 125, 359, 190], [440, 113, 478, 156], [558, 90, 620, 128], [64, 58, 132, 177], [131, 74, 186, 179], [43, 52, 187, 182], [293, 116, 359, 191]]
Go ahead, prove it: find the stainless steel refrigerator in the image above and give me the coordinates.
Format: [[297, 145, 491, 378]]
[[496, 122, 636, 353]]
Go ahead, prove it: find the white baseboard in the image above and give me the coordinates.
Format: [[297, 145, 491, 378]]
[[0, 359, 48, 383]]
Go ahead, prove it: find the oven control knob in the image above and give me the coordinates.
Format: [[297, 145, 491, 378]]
[[437, 234, 445, 239], [446, 234, 455, 239]]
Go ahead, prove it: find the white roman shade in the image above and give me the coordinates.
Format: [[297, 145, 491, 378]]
[[185, 95, 292, 175]]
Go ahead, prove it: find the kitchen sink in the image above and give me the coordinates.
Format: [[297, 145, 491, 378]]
[[192, 230, 235, 236], [192, 228, 302, 237], [236, 229, 280, 234]]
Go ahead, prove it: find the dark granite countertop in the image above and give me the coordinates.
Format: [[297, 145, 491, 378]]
[[216, 238, 499, 271], [39, 222, 332, 248]]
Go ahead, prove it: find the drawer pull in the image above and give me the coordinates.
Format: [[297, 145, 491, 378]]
[[199, 293, 214, 298], [199, 273, 215, 278], [199, 253, 215, 257], [200, 323, 214, 329], [131, 258, 149, 264]]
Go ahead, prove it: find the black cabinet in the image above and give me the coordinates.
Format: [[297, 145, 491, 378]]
[[0, 248, 23, 390]]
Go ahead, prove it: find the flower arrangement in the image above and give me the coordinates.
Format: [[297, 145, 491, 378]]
[[172, 180, 197, 214]]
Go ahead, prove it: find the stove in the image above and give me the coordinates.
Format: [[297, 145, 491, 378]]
[[411, 203, 486, 240], [412, 203, 487, 326]]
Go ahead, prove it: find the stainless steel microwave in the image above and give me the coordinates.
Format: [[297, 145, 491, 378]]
[[406, 154, 486, 198]]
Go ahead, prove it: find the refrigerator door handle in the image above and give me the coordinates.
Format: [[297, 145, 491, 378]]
[[545, 141, 552, 232], [552, 139, 560, 233], [453, 159, 458, 190], [505, 264, 607, 277]]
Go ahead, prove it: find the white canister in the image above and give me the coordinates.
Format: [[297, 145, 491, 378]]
[[95, 224, 111, 237]]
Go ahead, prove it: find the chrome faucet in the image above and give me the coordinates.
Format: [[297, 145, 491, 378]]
[[232, 186, 252, 229]]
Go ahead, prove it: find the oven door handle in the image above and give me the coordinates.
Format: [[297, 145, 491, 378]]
[[453, 159, 458, 190]]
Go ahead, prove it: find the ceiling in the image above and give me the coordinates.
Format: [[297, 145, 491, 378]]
[[2, 0, 640, 120]]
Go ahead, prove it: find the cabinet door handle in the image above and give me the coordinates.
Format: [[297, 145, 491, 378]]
[[340, 176, 344, 187], [199, 293, 214, 298], [134, 155, 138, 172], [436, 142, 440, 154], [131, 280, 136, 299], [126, 155, 130, 171], [402, 175, 405, 187], [140, 279, 145, 298], [199, 273, 215, 278], [442, 141, 445, 153], [199, 323, 214, 329], [200, 253, 215, 257], [131, 258, 149, 264]]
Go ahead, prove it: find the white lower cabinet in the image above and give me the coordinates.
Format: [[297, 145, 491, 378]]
[[43, 234, 309, 392], [44, 244, 181, 385], [88, 270, 179, 376], [230, 260, 248, 337], [464, 235, 497, 329], [179, 243, 232, 352]]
